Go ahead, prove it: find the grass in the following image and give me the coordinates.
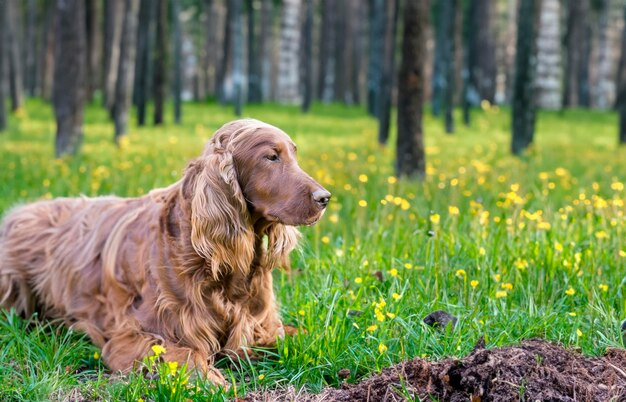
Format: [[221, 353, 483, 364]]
[[0, 99, 625, 400]]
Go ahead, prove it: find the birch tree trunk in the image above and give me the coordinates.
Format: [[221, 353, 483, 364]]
[[535, 0, 561, 109], [594, 0, 613, 110], [396, 0, 428, 179], [618, 5, 626, 144], [53, 0, 87, 157], [113, 0, 140, 141], [277, 0, 302, 104]]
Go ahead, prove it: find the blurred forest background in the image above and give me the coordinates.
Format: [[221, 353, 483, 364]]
[[0, 0, 625, 175]]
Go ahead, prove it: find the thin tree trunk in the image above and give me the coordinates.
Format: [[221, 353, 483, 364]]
[[594, 0, 612, 110], [431, 1, 446, 116], [54, 0, 87, 157], [317, 0, 335, 102], [563, 0, 590, 107], [201, 0, 214, 99], [103, 0, 123, 111], [216, 0, 233, 103], [259, 0, 272, 101], [367, 0, 385, 116], [396, 0, 428, 178], [377, 0, 399, 145], [277, 0, 302, 104], [232, 0, 244, 115], [511, 0, 540, 155], [333, 0, 347, 102], [442, 0, 457, 134], [25, 0, 37, 97], [301, 0, 313, 112], [247, 0, 262, 103], [0, 0, 7, 131], [467, 0, 496, 105], [172, 0, 183, 123], [86, 0, 102, 102], [6, 0, 24, 111], [153, 0, 168, 125], [135, 0, 156, 126], [535, 0, 561, 109], [618, 5, 626, 144], [113, 0, 140, 141], [40, 0, 56, 101]]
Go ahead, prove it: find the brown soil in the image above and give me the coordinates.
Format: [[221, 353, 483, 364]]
[[244, 339, 626, 401]]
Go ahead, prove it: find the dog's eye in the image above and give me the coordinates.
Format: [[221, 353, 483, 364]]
[[265, 154, 280, 162]]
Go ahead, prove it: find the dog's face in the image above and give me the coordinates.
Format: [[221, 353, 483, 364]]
[[232, 127, 331, 226]]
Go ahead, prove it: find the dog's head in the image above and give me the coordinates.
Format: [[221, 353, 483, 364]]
[[182, 119, 330, 275]]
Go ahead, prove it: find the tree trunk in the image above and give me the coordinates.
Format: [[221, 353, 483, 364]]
[[317, 0, 335, 102], [259, 0, 272, 101], [53, 0, 87, 157], [247, 0, 262, 103], [301, 0, 314, 112], [216, 0, 233, 103], [594, 0, 613, 110], [535, 0, 561, 109], [442, 0, 458, 134], [25, 0, 37, 97], [153, 0, 168, 125], [103, 0, 123, 111], [377, 0, 399, 145], [172, 0, 183, 123], [467, 0, 496, 105], [563, 0, 590, 107], [231, 0, 244, 115], [113, 0, 140, 141], [6, 0, 24, 111], [618, 5, 626, 144], [40, 0, 56, 101], [350, 0, 365, 105], [333, 0, 348, 102], [0, 0, 7, 132], [511, 0, 540, 155], [135, 0, 156, 126], [367, 0, 385, 117], [277, 0, 302, 104], [201, 0, 214, 99], [396, 0, 428, 178], [431, 1, 446, 116], [86, 0, 102, 102]]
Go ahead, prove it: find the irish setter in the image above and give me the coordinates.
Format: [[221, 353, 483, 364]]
[[0, 119, 330, 385]]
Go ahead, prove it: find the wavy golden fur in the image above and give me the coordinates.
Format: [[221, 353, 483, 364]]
[[0, 119, 330, 384]]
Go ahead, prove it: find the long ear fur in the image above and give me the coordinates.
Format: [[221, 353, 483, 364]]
[[265, 224, 301, 270], [183, 152, 254, 280]]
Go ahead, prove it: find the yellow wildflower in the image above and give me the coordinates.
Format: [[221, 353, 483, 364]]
[[598, 284, 608, 292], [501, 283, 513, 291], [392, 293, 402, 301], [565, 287, 575, 296], [358, 200, 367, 207], [354, 277, 363, 284], [430, 214, 441, 225], [470, 280, 479, 288], [358, 174, 368, 183], [151, 344, 166, 357], [388, 268, 399, 277], [378, 343, 388, 354], [366, 325, 378, 332], [495, 291, 507, 298], [448, 206, 460, 216]]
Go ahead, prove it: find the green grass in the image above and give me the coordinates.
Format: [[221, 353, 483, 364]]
[[0, 99, 625, 400]]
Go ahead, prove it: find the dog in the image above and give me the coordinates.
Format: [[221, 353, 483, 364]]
[[0, 119, 331, 384]]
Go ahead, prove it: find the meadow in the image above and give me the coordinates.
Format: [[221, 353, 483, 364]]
[[0, 100, 624, 400]]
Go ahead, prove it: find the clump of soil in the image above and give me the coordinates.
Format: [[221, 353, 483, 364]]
[[244, 339, 626, 401]]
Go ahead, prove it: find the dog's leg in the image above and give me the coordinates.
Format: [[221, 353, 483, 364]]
[[101, 329, 227, 386]]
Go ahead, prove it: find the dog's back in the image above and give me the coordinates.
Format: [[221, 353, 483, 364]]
[[0, 196, 145, 325]]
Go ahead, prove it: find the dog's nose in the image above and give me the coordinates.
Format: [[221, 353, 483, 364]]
[[312, 189, 331, 208]]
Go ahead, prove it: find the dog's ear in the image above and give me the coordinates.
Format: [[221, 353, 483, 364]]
[[265, 224, 301, 270], [182, 153, 254, 279]]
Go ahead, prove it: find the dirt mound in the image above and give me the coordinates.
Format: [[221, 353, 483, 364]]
[[244, 339, 626, 401]]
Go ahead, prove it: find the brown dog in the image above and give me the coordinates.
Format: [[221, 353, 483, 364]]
[[0, 119, 330, 384]]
